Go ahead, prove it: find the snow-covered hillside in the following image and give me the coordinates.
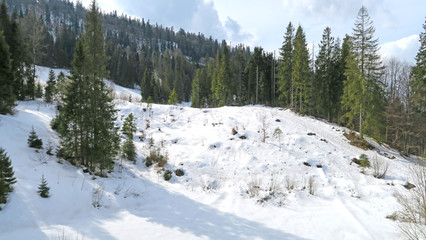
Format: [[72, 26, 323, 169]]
[[0, 67, 417, 239]]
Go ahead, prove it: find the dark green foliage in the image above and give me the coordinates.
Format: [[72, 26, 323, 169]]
[[292, 25, 311, 114], [0, 30, 14, 114], [122, 138, 136, 163], [122, 113, 137, 163], [278, 22, 294, 107], [122, 113, 136, 137], [44, 69, 56, 103], [55, 1, 119, 174], [35, 81, 43, 98], [37, 174, 50, 198], [175, 168, 184, 177], [0, 147, 16, 205], [313, 27, 343, 122], [342, 6, 385, 140], [359, 154, 370, 168], [163, 170, 172, 181], [168, 88, 178, 105], [27, 127, 43, 149]]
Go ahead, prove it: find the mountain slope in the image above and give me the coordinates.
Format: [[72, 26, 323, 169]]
[[0, 67, 416, 240]]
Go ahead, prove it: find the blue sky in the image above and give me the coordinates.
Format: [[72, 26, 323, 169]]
[[78, 0, 425, 63]]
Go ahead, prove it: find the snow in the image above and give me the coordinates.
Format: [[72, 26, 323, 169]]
[[0, 66, 416, 239]]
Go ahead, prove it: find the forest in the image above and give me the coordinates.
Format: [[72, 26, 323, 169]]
[[0, 0, 425, 159]]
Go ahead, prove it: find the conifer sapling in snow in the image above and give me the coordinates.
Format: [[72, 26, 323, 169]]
[[122, 113, 137, 163], [168, 89, 178, 105], [0, 147, 17, 205], [27, 127, 43, 149], [37, 174, 50, 198]]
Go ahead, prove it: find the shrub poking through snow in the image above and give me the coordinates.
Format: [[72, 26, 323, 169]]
[[175, 169, 185, 177], [146, 150, 168, 168], [37, 175, 50, 198], [372, 157, 389, 179], [343, 132, 374, 150], [232, 127, 238, 135], [28, 127, 43, 149], [395, 166, 426, 239], [92, 183, 104, 208], [163, 170, 172, 181], [359, 154, 370, 168], [308, 176, 316, 195]]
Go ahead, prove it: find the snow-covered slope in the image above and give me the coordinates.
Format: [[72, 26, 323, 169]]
[[0, 67, 416, 240]]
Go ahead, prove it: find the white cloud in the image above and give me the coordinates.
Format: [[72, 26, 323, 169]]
[[380, 35, 419, 63]]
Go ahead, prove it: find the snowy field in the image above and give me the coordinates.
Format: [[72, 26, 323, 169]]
[[0, 67, 418, 239]]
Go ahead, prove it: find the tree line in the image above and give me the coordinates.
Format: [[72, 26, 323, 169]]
[[0, 0, 424, 159]]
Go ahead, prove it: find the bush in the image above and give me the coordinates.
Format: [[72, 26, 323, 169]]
[[163, 170, 172, 181], [145, 150, 168, 167], [359, 154, 370, 168], [37, 175, 50, 198], [372, 157, 389, 179], [395, 166, 426, 239], [175, 169, 185, 177], [28, 127, 43, 149]]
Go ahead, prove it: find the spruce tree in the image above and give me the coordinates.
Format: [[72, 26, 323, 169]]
[[278, 22, 294, 107], [0, 147, 16, 205], [122, 113, 137, 163], [57, 0, 119, 174], [410, 18, 426, 118], [44, 69, 56, 103], [0, 30, 14, 114], [342, 6, 385, 139], [292, 25, 311, 114], [168, 88, 178, 105], [27, 127, 43, 149], [314, 27, 342, 121], [35, 81, 43, 99], [37, 174, 49, 198], [214, 41, 233, 107], [191, 68, 201, 108]]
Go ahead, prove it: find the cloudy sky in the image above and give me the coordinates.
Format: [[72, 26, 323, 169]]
[[77, 0, 425, 63]]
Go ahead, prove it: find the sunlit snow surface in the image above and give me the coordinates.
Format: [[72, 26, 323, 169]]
[[0, 66, 415, 240]]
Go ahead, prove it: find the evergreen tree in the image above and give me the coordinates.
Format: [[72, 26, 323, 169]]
[[44, 69, 56, 103], [215, 41, 233, 107], [122, 113, 136, 163], [56, 0, 119, 174], [0, 147, 16, 205], [35, 81, 43, 99], [0, 30, 14, 114], [313, 27, 342, 121], [27, 127, 43, 149], [278, 22, 294, 107], [342, 6, 385, 139], [168, 88, 178, 105], [408, 18, 426, 156], [292, 25, 311, 114], [191, 68, 201, 108], [410, 18, 426, 118], [122, 113, 137, 137], [37, 174, 50, 198]]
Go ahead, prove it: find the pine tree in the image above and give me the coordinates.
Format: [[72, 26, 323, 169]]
[[37, 174, 49, 198], [214, 41, 233, 107], [191, 68, 201, 108], [313, 27, 342, 121], [410, 18, 426, 118], [0, 147, 16, 205], [44, 69, 56, 103], [56, 0, 119, 174], [342, 6, 385, 139], [121, 113, 137, 163], [0, 30, 14, 114], [35, 81, 43, 99], [27, 127, 43, 149], [168, 88, 178, 105], [278, 22, 294, 107], [292, 25, 311, 114], [408, 18, 426, 156]]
